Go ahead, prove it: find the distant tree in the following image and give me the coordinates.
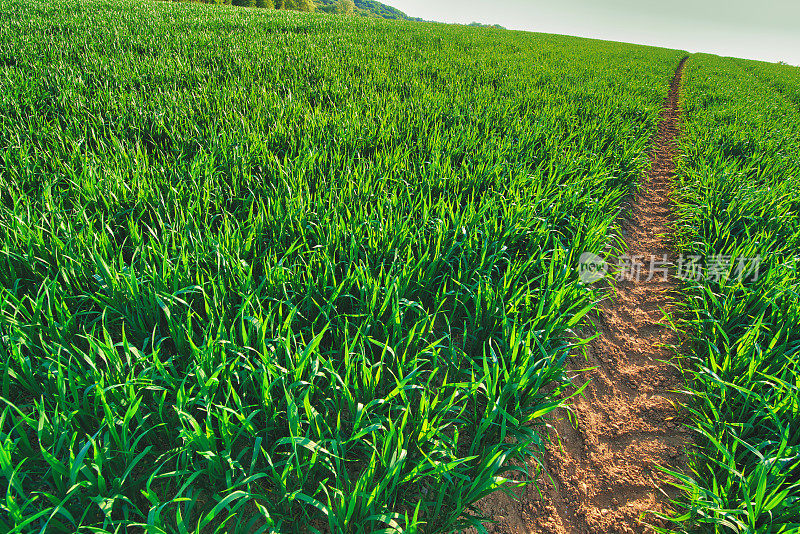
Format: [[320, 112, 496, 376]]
[[467, 21, 505, 29], [256, 0, 275, 6], [334, 0, 355, 14], [233, 0, 257, 6], [277, 0, 314, 10]]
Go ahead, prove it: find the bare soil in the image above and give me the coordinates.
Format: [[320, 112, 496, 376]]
[[475, 57, 690, 534]]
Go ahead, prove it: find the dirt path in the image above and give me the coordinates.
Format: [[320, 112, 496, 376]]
[[476, 57, 690, 534]]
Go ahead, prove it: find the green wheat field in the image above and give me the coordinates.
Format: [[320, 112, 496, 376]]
[[0, 0, 798, 532]]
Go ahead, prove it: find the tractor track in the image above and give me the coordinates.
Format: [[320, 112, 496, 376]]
[[476, 56, 691, 534]]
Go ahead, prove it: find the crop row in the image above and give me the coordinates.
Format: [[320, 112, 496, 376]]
[[0, 0, 689, 532], [669, 54, 800, 533]]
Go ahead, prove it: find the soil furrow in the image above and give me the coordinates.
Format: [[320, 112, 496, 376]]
[[478, 57, 690, 534]]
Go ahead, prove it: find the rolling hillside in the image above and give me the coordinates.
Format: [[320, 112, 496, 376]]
[[315, 0, 421, 20]]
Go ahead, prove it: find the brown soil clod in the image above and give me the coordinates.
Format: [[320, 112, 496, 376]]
[[476, 57, 690, 534]]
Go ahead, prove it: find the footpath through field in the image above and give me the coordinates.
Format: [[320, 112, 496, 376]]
[[478, 57, 691, 534]]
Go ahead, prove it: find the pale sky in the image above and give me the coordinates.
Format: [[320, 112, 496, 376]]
[[382, 0, 800, 66]]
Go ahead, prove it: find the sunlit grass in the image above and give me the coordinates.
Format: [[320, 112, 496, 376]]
[[665, 54, 800, 533], [0, 0, 686, 531]]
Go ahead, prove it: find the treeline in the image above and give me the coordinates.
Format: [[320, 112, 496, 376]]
[[175, 0, 418, 19], [351, 0, 419, 20], [315, 0, 356, 15], [468, 21, 505, 29]]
